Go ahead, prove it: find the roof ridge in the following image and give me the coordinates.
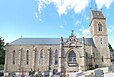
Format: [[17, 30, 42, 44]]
[[19, 37, 60, 39]]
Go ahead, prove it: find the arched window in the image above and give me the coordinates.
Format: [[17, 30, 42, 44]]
[[39, 49, 43, 65], [68, 50, 76, 63], [13, 50, 15, 64], [26, 50, 29, 65], [55, 49, 58, 65], [98, 22, 102, 31], [100, 38, 103, 44], [48, 48, 52, 66]]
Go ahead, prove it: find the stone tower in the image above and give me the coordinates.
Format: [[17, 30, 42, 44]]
[[90, 9, 111, 67]]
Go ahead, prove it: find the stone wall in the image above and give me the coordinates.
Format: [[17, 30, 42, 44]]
[[5, 44, 60, 73]]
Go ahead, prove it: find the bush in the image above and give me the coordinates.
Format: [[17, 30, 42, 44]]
[[88, 64, 95, 70], [51, 75, 54, 77], [95, 64, 99, 68], [35, 74, 43, 77], [0, 65, 4, 70]]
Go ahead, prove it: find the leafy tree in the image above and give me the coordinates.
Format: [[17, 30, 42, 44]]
[[108, 43, 113, 52], [0, 38, 5, 65]]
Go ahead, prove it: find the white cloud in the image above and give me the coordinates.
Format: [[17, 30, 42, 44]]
[[75, 20, 79, 26], [36, 0, 89, 16], [79, 26, 84, 32], [82, 28, 90, 37], [79, 26, 90, 38], [75, 20, 81, 27], [35, 12, 38, 18], [60, 25, 64, 29], [85, 16, 89, 20], [107, 26, 114, 34], [107, 26, 114, 49], [83, 14, 89, 20], [35, 12, 42, 21], [36, 0, 51, 14], [39, 18, 42, 21], [76, 33, 82, 37], [95, 0, 114, 9]]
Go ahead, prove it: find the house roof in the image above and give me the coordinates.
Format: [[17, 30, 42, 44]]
[[9, 38, 95, 46], [91, 10, 105, 19]]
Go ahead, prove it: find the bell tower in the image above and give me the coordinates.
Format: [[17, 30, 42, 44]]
[[90, 9, 108, 47], [90, 9, 111, 66]]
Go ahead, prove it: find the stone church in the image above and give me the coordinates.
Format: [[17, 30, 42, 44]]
[[4, 9, 111, 75]]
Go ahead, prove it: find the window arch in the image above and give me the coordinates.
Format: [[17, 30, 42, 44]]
[[39, 49, 43, 65], [26, 50, 29, 65], [13, 50, 15, 64], [68, 50, 76, 63], [55, 49, 58, 65], [98, 22, 102, 31]]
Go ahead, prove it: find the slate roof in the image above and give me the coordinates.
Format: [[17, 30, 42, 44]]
[[9, 38, 60, 45], [92, 10, 105, 19], [78, 38, 95, 46], [9, 38, 95, 46]]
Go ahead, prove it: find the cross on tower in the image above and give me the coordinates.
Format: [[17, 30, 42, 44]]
[[72, 30, 74, 33], [71, 30, 74, 37]]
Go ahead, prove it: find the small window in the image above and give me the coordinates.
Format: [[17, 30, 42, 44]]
[[13, 50, 15, 64], [26, 50, 29, 65], [98, 22, 102, 31], [39, 49, 43, 65]]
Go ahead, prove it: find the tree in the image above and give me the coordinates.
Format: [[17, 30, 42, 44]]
[[0, 38, 5, 65], [108, 43, 113, 52]]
